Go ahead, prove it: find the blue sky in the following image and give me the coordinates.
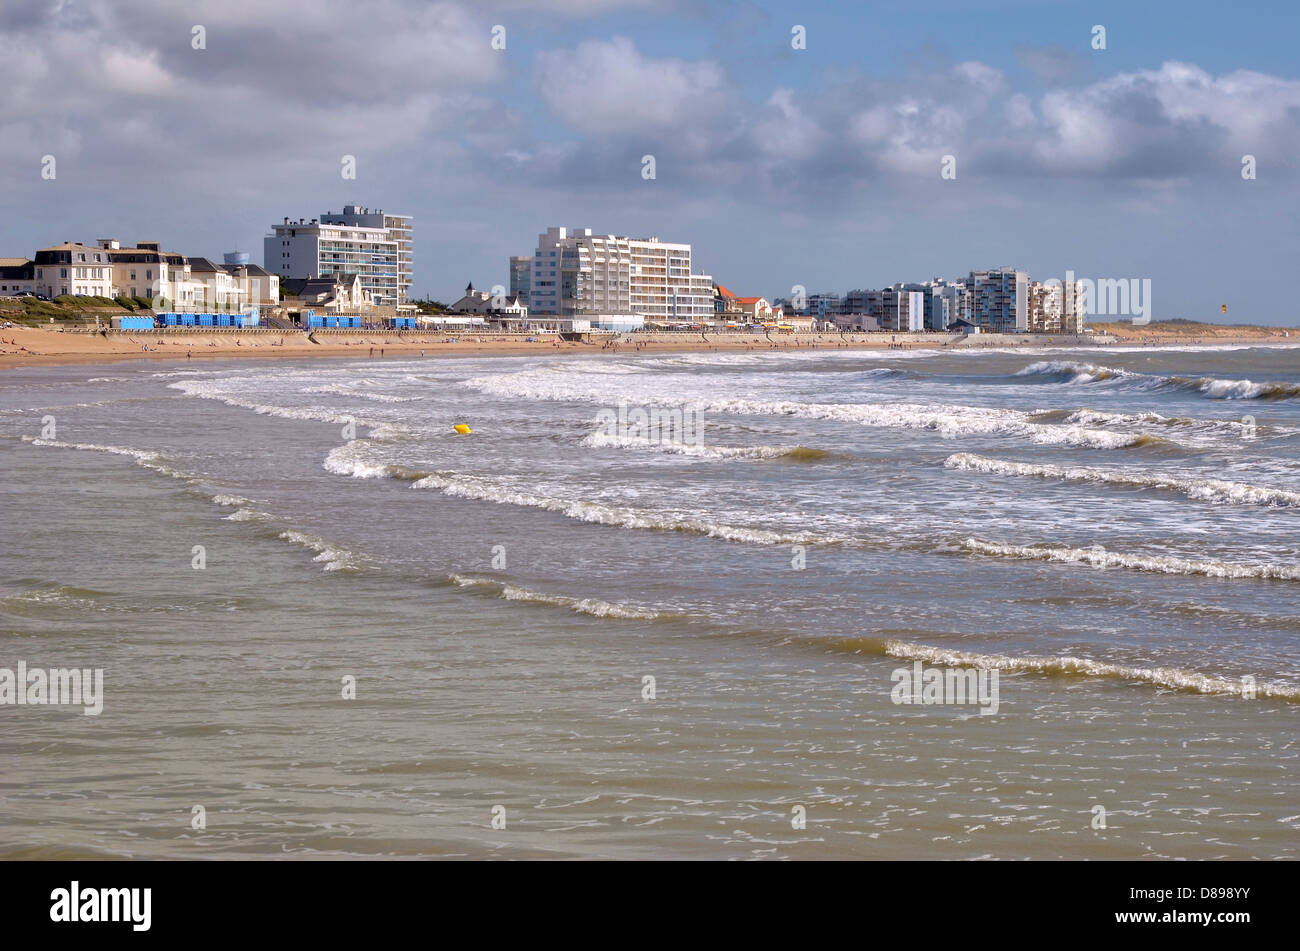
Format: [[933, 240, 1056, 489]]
[[2, 0, 1297, 322]]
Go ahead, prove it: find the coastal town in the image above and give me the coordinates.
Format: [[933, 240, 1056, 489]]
[[0, 204, 1096, 338]]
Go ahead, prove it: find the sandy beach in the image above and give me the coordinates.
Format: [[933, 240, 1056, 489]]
[[0, 320, 1291, 369]]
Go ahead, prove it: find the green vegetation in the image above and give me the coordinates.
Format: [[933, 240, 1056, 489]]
[[54, 294, 123, 309], [412, 298, 448, 314]]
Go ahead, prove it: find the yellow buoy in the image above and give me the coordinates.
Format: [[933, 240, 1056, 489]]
[[1221, 304, 1227, 314], [453, 424, 473, 435]]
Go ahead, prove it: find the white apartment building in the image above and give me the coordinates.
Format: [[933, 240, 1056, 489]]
[[525, 227, 715, 322], [265, 205, 411, 308], [1032, 278, 1088, 333], [319, 205, 412, 304]]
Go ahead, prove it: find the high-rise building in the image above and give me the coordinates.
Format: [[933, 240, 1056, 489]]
[[965, 268, 1029, 333], [509, 255, 531, 301], [1031, 277, 1088, 333], [523, 227, 714, 321], [265, 205, 412, 307], [881, 286, 925, 332], [918, 280, 970, 331]]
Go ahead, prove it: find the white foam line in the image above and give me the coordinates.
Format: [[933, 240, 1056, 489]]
[[449, 574, 664, 620], [963, 537, 1300, 581], [945, 453, 1300, 507], [882, 640, 1300, 700]]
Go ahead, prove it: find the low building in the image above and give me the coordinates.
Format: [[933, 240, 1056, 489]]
[[221, 252, 279, 307], [448, 282, 527, 317], [0, 258, 34, 295], [833, 313, 881, 332], [187, 257, 246, 312], [281, 273, 369, 313], [100, 238, 203, 308], [714, 284, 742, 316], [734, 296, 773, 321], [31, 242, 116, 298]]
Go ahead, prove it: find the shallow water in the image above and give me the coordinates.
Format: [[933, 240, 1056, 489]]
[[1, 344, 1297, 859]]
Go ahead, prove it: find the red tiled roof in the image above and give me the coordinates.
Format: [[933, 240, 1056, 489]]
[[715, 284, 737, 298], [736, 297, 766, 305]]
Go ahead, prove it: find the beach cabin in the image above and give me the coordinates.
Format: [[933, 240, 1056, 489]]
[[111, 315, 156, 330]]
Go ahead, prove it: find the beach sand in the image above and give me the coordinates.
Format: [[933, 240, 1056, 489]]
[[0, 321, 1291, 368]]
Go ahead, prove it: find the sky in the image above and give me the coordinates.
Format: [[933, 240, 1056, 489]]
[[3, 0, 1298, 323]]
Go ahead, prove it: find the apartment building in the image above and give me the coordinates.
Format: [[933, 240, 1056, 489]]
[[1030, 278, 1088, 333], [966, 268, 1029, 333], [266, 205, 411, 307], [919, 281, 970, 331], [524, 227, 714, 322], [509, 256, 531, 302], [881, 287, 926, 332], [319, 205, 412, 304]]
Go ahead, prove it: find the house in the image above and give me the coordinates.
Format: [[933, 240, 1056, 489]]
[[448, 282, 527, 317], [186, 257, 245, 312], [0, 258, 34, 296], [221, 260, 279, 307], [281, 273, 369, 312], [714, 284, 741, 316], [734, 296, 774, 321]]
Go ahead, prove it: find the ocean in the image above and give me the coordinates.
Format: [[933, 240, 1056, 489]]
[[1, 343, 1297, 859]]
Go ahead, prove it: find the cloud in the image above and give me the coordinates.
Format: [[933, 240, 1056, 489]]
[[534, 36, 728, 134], [1033, 62, 1300, 176]]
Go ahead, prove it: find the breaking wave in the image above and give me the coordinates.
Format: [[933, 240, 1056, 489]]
[[879, 640, 1300, 701], [962, 537, 1300, 581], [466, 370, 1157, 449], [580, 431, 831, 461], [945, 453, 1300, 507], [448, 574, 667, 620], [276, 529, 367, 573], [408, 471, 834, 546], [1016, 361, 1300, 400], [303, 384, 420, 403], [169, 379, 406, 437], [322, 444, 431, 481], [21, 435, 195, 482]]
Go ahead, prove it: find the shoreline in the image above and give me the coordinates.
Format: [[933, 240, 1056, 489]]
[[0, 323, 1293, 369]]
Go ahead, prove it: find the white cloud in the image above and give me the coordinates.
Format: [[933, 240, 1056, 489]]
[[535, 37, 727, 134]]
